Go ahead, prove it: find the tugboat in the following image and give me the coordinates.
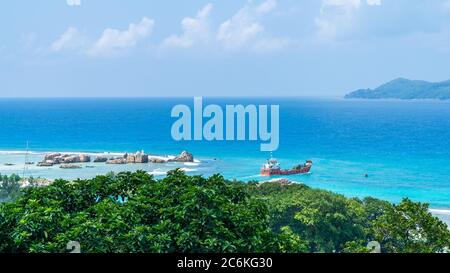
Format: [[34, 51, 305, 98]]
[[260, 157, 312, 177]]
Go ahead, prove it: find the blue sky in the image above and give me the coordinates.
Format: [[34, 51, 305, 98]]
[[1, 0, 450, 97]]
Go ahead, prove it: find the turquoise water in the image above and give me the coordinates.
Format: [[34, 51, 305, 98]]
[[1, 98, 450, 214]]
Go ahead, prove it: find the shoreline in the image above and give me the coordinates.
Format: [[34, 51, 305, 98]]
[[1, 149, 450, 224]]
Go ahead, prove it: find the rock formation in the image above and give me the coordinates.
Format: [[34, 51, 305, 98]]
[[106, 157, 127, 164], [79, 154, 91, 163], [38, 151, 186, 167], [125, 153, 136, 163], [60, 164, 82, 169], [44, 153, 61, 161], [125, 151, 149, 163], [63, 155, 81, 164], [150, 158, 167, 164], [37, 162, 54, 167], [170, 151, 194, 162], [135, 152, 149, 163], [39, 153, 91, 166], [93, 156, 109, 163]]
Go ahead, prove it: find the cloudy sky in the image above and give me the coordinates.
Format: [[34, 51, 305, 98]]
[[1, 0, 450, 97]]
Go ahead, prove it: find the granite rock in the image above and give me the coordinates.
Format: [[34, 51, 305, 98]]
[[170, 151, 194, 162]]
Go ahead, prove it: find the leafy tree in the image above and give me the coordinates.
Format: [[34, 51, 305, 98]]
[[249, 183, 366, 252], [1, 171, 449, 253], [370, 198, 450, 253], [0, 173, 22, 201], [0, 170, 276, 253], [276, 226, 308, 253], [342, 240, 371, 253], [249, 183, 450, 253]]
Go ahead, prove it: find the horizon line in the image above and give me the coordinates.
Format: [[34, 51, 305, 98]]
[[0, 95, 344, 99]]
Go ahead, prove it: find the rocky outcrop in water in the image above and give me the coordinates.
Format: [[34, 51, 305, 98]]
[[169, 151, 194, 162], [37, 162, 54, 167], [60, 164, 82, 169], [79, 154, 91, 163], [39, 153, 91, 166], [135, 152, 149, 163], [93, 156, 109, 163], [44, 153, 61, 161], [63, 155, 81, 164], [150, 158, 167, 164], [37, 151, 195, 168], [125, 152, 149, 163], [106, 157, 127, 164]]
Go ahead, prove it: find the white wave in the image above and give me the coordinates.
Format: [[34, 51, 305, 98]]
[[95, 152, 125, 156], [430, 209, 450, 215], [0, 150, 43, 155], [239, 174, 261, 180], [57, 151, 125, 157], [180, 167, 197, 172], [0, 150, 188, 159], [184, 162, 200, 167], [0, 150, 127, 157], [148, 169, 167, 176], [149, 155, 170, 161], [194, 159, 201, 163]]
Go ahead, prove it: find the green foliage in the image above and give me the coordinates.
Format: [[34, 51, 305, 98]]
[[0, 171, 449, 253], [0, 170, 275, 253], [370, 198, 450, 253], [0, 173, 22, 201], [342, 240, 371, 253], [276, 226, 308, 253], [248, 182, 450, 253], [249, 183, 366, 252]]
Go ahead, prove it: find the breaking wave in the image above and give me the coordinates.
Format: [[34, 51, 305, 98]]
[[430, 209, 450, 215]]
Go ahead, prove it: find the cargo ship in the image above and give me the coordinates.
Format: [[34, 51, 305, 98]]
[[260, 157, 312, 177]]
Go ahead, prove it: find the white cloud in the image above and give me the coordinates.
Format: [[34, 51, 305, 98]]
[[66, 0, 81, 7], [217, 16, 263, 50], [51, 27, 85, 51], [315, 0, 382, 40], [162, 4, 213, 48], [444, 0, 450, 10], [256, 0, 277, 14], [217, 0, 284, 51], [322, 0, 380, 8], [88, 17, 154, 57]]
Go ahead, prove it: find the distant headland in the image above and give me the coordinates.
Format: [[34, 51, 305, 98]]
[[345, 78, 450, 100]]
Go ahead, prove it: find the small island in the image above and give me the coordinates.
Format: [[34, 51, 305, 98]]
[[345, 78, 450, 100]]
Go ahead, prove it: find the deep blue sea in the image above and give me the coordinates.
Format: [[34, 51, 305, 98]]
[[1, 98, 450, 219]]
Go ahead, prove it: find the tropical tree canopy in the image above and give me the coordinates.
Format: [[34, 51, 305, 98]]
[[0, 170, 449, 253]]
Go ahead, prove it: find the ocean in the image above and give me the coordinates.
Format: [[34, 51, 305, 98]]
[[1, 97, 450, 222]]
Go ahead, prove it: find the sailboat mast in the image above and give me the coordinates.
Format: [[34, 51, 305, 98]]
[[23, 141, 29, 178]]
